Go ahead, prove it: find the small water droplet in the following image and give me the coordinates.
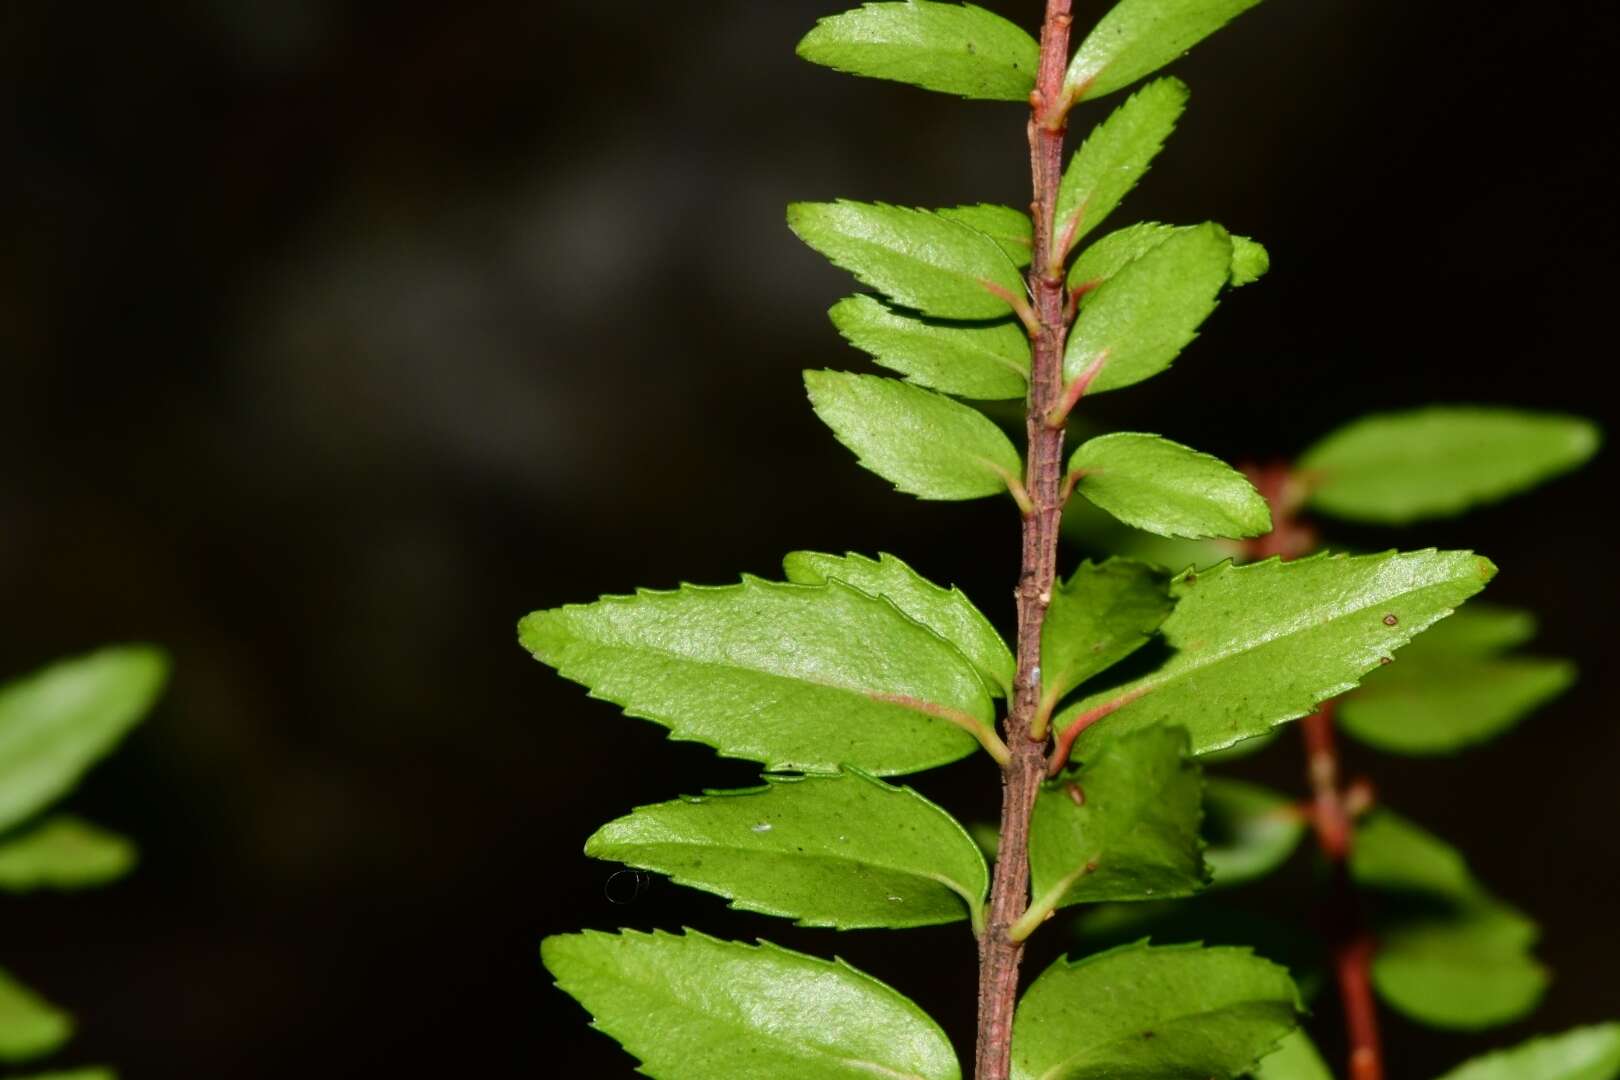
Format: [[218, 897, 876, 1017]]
[[1144, 888, 1154, 895], [751, 822, 772, 833], [837, 835, 849, 843], [1382, 613, 1399, 626], [886, 895, 903, 902]]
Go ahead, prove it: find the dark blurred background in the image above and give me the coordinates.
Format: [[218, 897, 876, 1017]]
[[3, 1, 1617, 1075]]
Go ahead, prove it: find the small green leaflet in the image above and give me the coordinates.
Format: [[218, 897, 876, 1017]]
[[1055, 549, 1496, 761], [1063, 223, 1232, 394], [1339, 654, 1574, 756], [1011, 941, 1300, 1080], [806, 371, 1023, 500], [1201, 778, 1304, 888], [788, 201, 1025, 319], [1027, 726, 1206, 916], [937, 204, 1033, 267], [1065, 0, 1268, 103], [828, 295, 1028, 401], [1299, 406, 1600, 524], [0, 816, 136, 892], [797, 1, 1039, 103], [1252, 1030, 1333, 1080], [8, 1070, 116, 1080], [520, 575, 994, 775], [1055, 78, 1187, 252], [1069, 222, 1267, 293], [1436, 1024, 1620, 1080], [0, 966, 70, 1064], [1041, 558, 1171, 709], [586, 769, 986, 930], [543, 929, 960, 1080], [1353, 810, 1547, 1030], [784, 550, 1014, 696], [1068, 432, 1271, 539], [1339, 603, 1573, 754], [0, 646, 168, 835]]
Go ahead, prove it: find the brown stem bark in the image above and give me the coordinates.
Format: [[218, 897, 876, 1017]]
[[1302, 702, 1384, 1080], [973, 4, 1074, 1079]]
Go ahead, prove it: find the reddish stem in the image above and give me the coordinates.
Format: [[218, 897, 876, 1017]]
[[973, 4, 1074, 1079]]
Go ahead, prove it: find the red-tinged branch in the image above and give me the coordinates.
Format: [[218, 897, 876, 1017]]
[[974, 4, 1075, 1079], [1046, 687, 1146, 777], [1304, 703, 1384, 1080]]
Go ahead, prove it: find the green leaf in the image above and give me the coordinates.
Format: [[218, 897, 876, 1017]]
[[1299, 407, 1601, 524], [1064, 0, 1268, 103], [1055, 550, 1496, 761], [1252, 1030, 1333, 1080], [1069, 222, 1265, 293], [784, 550, 1014, 696], [520, 575, 996, 776], [585, 769, 987, 930], [1060, 495, 1239, 575], [9, 1070, 117, 1080], [937, 204, 1033, 267], [828, 295, 1028, 401], [1338, 653, 1574, 756], [1055, 78, 1187, 250], [1229, 235, 1270, 285], [1352, 811, 1547, 1030], [0, 815, 136, 892], [1041, 558, 1171, 708], [1068, 432, 1271, 539], [1028, 726, 1206, 914], [806, 371, 1022, 500], [1011, 940, 1300, 1080], [1373, 908, 1548, 1030], [1063, 223, 1232, 393], [0, 646, 167, 834], [1202, 778, 1304, 888], [797, 1, 1039, 103], [788, 200, 1025, 319], [0, 967, 71, 1064], [1436, 1024, 1620, 1080], [542, 929, 960, 1080]]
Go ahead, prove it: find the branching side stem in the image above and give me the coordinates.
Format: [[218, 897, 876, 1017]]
[[973, 4, 1074, 1078]]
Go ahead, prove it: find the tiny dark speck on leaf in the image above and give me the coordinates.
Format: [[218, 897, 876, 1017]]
[[1141, 1030, 1155, 1039], [1382, 613, 1399, 626], [1379, 656, 1392, 665], [966, 42, 976, 54]]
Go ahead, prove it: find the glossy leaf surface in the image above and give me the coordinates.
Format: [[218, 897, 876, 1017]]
[[0, 647, 167, 834], [1201, 778, 1304, 887], [1055, 550, 1497, 761], [1029, 726, 1206, 911], [806, 371, 1022, 500], [937, 203, 1033, 267], [1069, 221, 1265, 293], [788, 200, 1024, 319], [784, 550, 1014, 695], [828, 295, 1028, 401], [1063, 223, 1231, 393], [586, 769, 986, 929], [0, 967, 70, 1064], [0, 816, 135, 892], [1300, 407, 1600, 524], [797, 1, 1039, 102], [521, 576, 993, 775], [543, 929, 960, 1080], [1069, 432, 1271, 539], [1065, 0, 1268, 102], [1436, 1024, 1620, 1080], [1041, 558, 1171, 707], [1055, 78, 1186, 250], [1011, 941, 1299, 1080]]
